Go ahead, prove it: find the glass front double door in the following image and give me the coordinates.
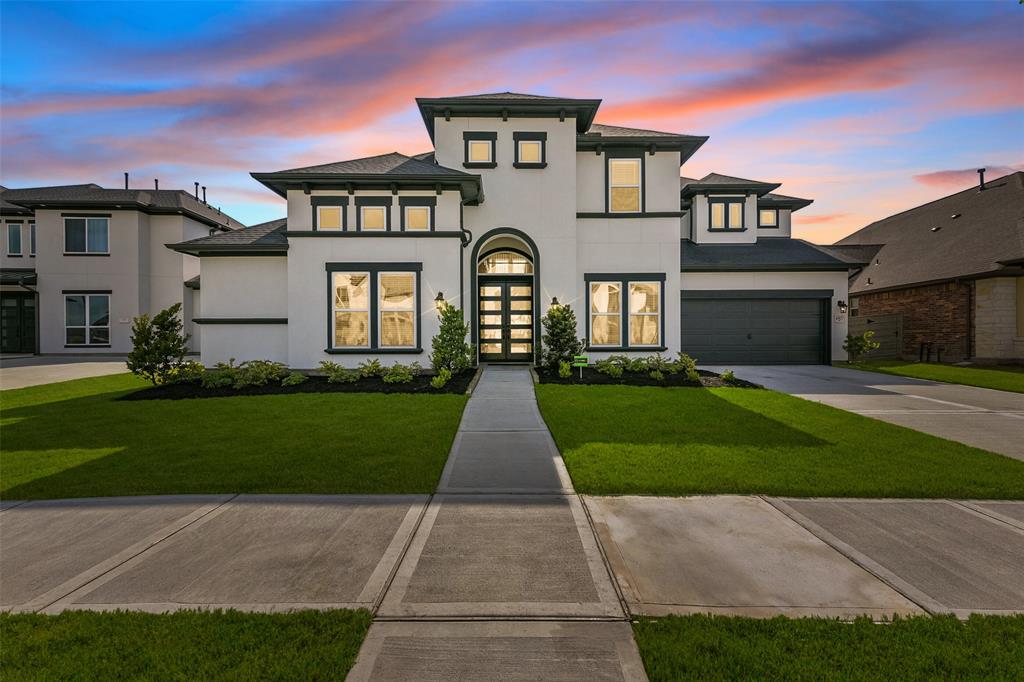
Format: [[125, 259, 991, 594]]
[[479, 277, 533, 362]]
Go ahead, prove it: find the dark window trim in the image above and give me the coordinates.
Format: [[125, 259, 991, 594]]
[[325, 262, 422, 352], [62, 289, 113, 294], [399, 197, 437, 232], [354, 197, 393, 232], [680, 289, 833, 299], [604, 150, 645, 214], [584, 273, 666, 351], [7, 221, 22, 255], [463, 131, 497, 168], [708, 196, 746, 231], [576, 211, 685, 219], [311, 196, 349, 231], [285, 230, 460, 239], [513, 131, 547, 169], [193, 318, 288, 325], [5, 219, 24, 223], [63, 215, 110, 255], [63, 291, 111, 348], [65, 345, 112, 349], [758, 207, 780, 229]]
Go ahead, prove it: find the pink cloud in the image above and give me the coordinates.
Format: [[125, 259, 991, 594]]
[[913, 165, 1024, 190]]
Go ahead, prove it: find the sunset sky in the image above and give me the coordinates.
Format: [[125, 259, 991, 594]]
[[1, 0, 1021, 243]]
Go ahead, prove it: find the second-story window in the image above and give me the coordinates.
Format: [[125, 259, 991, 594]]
[[64, 217, 109, 254], [759, 208, 779, 228], [400, 197, 435, 231], [709, 198, 744, 230], [608, 158, 641, 212], [463, 132, 497, 168], [7, 224, 22, 256], [513, 132, 547, 168], [30, 222, 36, 257], [355, 197, 392, 231]]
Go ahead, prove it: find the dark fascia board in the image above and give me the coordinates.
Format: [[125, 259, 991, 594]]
[[165, 242, 287, 257], [249, 172, 482, 203], [285, 230, 462, 238], [577, 211, 686, 219], [0, 207, 33, 216], [681, 181, 781, 199], [758, 196, 814, 211], [850, 267, 1024, 296], [681, 263, 853, 273], [5, 199, 236, 230], [416, 97, 602, 141], [681, 289, 834, 299], [577, 134, 708, 166]]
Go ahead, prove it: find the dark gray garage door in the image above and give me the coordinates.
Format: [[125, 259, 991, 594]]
[[681, 296, 826, 364]]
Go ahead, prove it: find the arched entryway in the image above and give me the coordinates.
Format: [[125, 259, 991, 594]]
[[470, 230, 539, 364]]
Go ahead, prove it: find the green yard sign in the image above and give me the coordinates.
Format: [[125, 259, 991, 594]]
[[572, 355, 588, 367]]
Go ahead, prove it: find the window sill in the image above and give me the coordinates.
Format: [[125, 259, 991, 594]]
[[758, 226, 780, 229], [706, 228, 748, 232], [64, 253, 111, 257], [7, 254, 22, 258], [324, 348, 423, 355], [513, 162, 547, 169], [65, 344, 111, 349], [463, 162, 496, 169], [585, 346, 667, 353]]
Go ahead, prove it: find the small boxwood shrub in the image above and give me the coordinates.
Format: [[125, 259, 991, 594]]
[[318, 360, 358, 384], [594, 358, 624, 378], [382, 362, 421, 385], [281, 371, 308, 387], [721, 369, 736, 384], [233, 360, 288, 388], [163, 360, 205, 385], [358, 359, 385, 378], [558, 360, 572, 379], [649, 369, 665, 382], [430, 368, 452, 390]]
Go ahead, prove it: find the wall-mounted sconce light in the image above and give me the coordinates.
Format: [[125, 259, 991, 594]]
[[550, 297, 560, 307], [837, 300, 849, 314], [434, 291, 446, 311]]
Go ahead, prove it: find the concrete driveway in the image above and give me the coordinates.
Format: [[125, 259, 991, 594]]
[[0, 355, 129, 390], [709, 364, 1024, 460]]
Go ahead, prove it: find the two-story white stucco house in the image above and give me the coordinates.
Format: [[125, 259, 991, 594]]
[[1, 183, 243, 355], [169, 92, 854, 368]]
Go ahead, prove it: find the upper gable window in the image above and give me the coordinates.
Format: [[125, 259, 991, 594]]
[[463, 132, 497, 168], [608, 158, 641, 213], [318, 206, 343, 230], [758, 208, 779, 228], [709, 198, 744, 231], [64, 217, 109, 254], [361, 207, 386, 231], [399, 197, 436, 232], [513, 132, 547, 169], [355, 197, 392, 231]]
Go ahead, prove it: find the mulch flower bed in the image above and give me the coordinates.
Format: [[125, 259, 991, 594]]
[[537, 367, 760, 388], [119, 369, 477, 401]]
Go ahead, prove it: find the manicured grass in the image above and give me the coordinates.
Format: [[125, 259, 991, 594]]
[[844, 360, 1024, 393], [536, 385, 1024, 498], [633, 614, 1024, 681], [1, 609, 371, 680], [0, 373, 467, 500]]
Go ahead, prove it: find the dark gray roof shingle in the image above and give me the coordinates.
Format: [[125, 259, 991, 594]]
[[837, 171, 1024, 294], [1, 184, 244, 229], [271, 152, 471, 177], [168, 218, 287, 255], [585, 123, 697, 139], [430, 92, 567, 101], [0, 268, 37, 285], [681, 238, 853, 271]]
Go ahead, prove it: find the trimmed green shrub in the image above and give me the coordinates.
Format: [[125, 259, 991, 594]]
[[672, 352, 698, 374], [127, 303, 192, 385], [721, 369, 736, 384], [541, 303, 584, 371], [430, 303, 472, 374], [430, 368, 452, 390], [163, 360, 205, 385], [281, 371, 308, 387], [233, 360, 288, 388], [318, 360, 358, 384], [595, 358, 624, 378], [685, 368, 701, 383], [382, 362, 421, 385], [844, 330, 880, 362], [649, 369, 665, 382], [358, 359, 385, 378], [558, 360, 572, 379]]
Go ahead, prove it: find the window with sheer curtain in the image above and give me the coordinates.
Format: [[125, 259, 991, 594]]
[[587, 275, 663, 349], [379, 273, 416, 348], [332, 272, 370, 348], [590, 282, 621, 346]]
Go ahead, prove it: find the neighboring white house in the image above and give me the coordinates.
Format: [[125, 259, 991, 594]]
[[0, 184, 243, 355], [169, 92, 854, 368]]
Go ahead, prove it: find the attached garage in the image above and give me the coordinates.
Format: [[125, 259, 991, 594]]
[[681, 290, 830, 364]]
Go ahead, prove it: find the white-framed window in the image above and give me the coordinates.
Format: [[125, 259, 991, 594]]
[[331, 272, 370, 348], [404, 206, 430, 231], [468, 140, 493, 163], [65, 293, 110, 346], [608, 158, 641, 212], [628, 282, 661, 347], [518, 140, 541, 163], [360, 206, 387, 231], [589, 282, 622, 347], [317, 205, 343, 230], [378, 272, 416, 348], [29, 222, 36, 256], [64, 217, 109, 253], [759, 208, 778, 228], [7, 224, 22, 256], [710, 198, 744, 230]]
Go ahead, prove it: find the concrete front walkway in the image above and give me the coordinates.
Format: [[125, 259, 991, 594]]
[[707, 364, 1024, 460], [0, 355, 129, 390]]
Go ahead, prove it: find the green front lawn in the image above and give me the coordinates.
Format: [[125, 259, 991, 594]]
[[536, 385, 1024, 498], [843, 360, 1024, 393], [633, 614, 1024, 681], [1, 609, 371, 680], [0, 374, 467, 500]]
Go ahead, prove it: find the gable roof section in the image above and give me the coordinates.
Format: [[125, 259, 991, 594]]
[[416, 91, 602, 140], [681, 238, 854, 272], [837, 171, 1024, 294], [251, 152, 482, 202], [759, 191, 814, 211], [1, 186, 35, 216], [578, 123, 707, 163], [167, 217, 288, 257], [1, 184, 244, 230], [680, 172, 781, 199]]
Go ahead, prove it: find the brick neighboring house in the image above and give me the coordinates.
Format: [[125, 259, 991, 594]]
[[826, 170, 1024, 363]]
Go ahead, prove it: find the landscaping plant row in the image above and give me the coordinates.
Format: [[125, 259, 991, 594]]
[[539, 353, 758, 388]]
